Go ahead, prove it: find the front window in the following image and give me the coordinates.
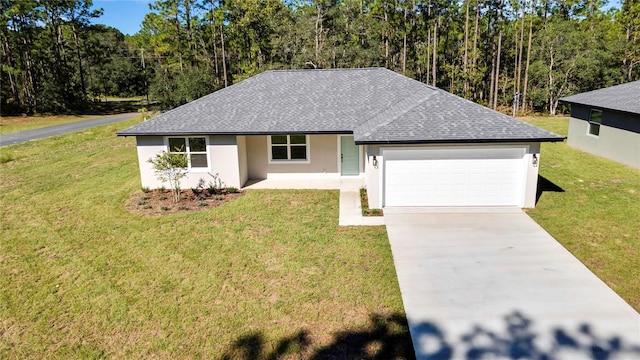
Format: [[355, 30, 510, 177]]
[[269, 135, 309, 162], [168, 137, 208, 169], [588, 109, 602, 136]]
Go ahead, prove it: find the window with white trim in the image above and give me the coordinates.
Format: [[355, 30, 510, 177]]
[[167, 137, 208, 169], [269, 135, 309, 162], [588, 109, 602, 136]]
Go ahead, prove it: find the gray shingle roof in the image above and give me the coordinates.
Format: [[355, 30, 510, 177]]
[[560, 81, 640, 115], [118, 68, 563, 144]]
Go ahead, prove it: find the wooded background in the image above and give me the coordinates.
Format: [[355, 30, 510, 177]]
[[2, 0, 639, 115]]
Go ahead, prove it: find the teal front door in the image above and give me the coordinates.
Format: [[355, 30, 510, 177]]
[[340, 136, 359, 176]]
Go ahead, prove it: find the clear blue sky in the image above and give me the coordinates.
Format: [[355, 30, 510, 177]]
[[91, 0, 623, 37], [91, 0, 153, 35]]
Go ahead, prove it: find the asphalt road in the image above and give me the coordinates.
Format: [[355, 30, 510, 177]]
[[0, 112, 139, 147]]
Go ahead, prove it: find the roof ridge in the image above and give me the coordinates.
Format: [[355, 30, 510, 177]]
[[354, 88, 437, 139], [265, 67, 385, 73], [562, 80, 640, 99]]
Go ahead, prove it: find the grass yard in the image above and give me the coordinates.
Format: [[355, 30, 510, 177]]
[[0, 121, 411, 358], [521, 116, 640, 311], [0, 115, 114, 135]]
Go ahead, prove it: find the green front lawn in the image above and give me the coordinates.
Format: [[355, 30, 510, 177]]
[[522, 116, 640, 311], [0, 121, 410, 358]]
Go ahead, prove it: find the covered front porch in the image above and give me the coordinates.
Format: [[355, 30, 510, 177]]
[[242, 176, 364, 190]]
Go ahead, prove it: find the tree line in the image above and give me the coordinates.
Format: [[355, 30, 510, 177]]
[[2, 0, 639, 116]]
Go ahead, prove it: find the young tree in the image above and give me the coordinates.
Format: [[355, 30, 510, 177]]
[[148, 151, 188, 203]]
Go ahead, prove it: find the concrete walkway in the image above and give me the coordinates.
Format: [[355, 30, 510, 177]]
[[243, 177, 384, 226], [384, 207, 640, 359], [0, 112, 138, 147]]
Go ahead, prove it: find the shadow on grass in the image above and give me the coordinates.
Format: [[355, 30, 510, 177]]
[[221, 311, 640, 360], [536, 175, 565, 204], [221, 313, 415, 360]]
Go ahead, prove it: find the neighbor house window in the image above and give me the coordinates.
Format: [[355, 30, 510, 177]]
[[167, 137, 208, 169], [588, 109, 602, 136], [268, 135, 309, 162]]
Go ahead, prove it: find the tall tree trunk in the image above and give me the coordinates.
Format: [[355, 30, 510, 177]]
[[383, 0, 390, 68], [548, 45, 555, 115], [472, 0, 480, 101], [522, 0, 535, 113], [1, 31, 20, 103], [184, 0, 196, 67], [212, 22, 219, 77], [489, 42, 495, 108], [220, 24, 227, 88], [208, 0, 219, 80], [175, 10, 184, 72], [515, 0, 526, 115], [315, 4, 323, 66], [493, 32, 502, 110], [426, 0, 432, 82], [402, 4, 408, 75], [463, 0, 470, 98], [21, 29, 37, 113], [70, 22, 86, 100], [432, 15, 438, 86], [493, 0, 504, 110]]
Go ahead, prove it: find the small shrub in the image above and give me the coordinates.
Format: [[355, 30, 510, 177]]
[[141, 196, 150, 201], [215, 196, 224, 201], [197, 193, 207, 200], [141, 186, 151, 193], [147, 150, 188, 203], [198, 202, 209, 207], [161, 206, 170, 211], [207, 173, 225, 194], [192, 178, 206, 194], [226, 186, 239, 194], [178, 206, 189, 211], [158, 185, 166, 192], [137, 200, 147, 206], [143, 205, 153, 209], [159, 196, 168, 200]]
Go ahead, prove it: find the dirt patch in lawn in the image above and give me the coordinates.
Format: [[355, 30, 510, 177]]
[[126, 189, 243, 216]]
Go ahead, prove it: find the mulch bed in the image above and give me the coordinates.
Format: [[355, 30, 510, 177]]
[[125, 188, 243, 216]]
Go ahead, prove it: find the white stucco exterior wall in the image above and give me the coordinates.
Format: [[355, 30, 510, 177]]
[[135, 135, 244, 190], [568, 118, 640, 169], [136, 136, 166, 189], [237, 136, 248, 187], [209, 135, 243, 188], [523, 142, 541, 208], [364, 145, 383, 209]]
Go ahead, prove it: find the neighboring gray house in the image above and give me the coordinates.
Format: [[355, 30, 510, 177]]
[[560, 81, 640, 169], [118, 68, 563, 208]]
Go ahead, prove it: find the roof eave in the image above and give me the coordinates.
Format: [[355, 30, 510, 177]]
[[559, 99, 640, 116], [355, 137, 566, 145], [117, 130, 354, 137]]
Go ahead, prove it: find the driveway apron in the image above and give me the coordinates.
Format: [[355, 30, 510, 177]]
[[384, 207, 640, 359]]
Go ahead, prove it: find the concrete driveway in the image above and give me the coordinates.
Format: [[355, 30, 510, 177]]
[[384, 207, 640, 359]]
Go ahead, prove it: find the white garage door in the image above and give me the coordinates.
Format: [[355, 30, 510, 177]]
[[383, 146, 527, 207]]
